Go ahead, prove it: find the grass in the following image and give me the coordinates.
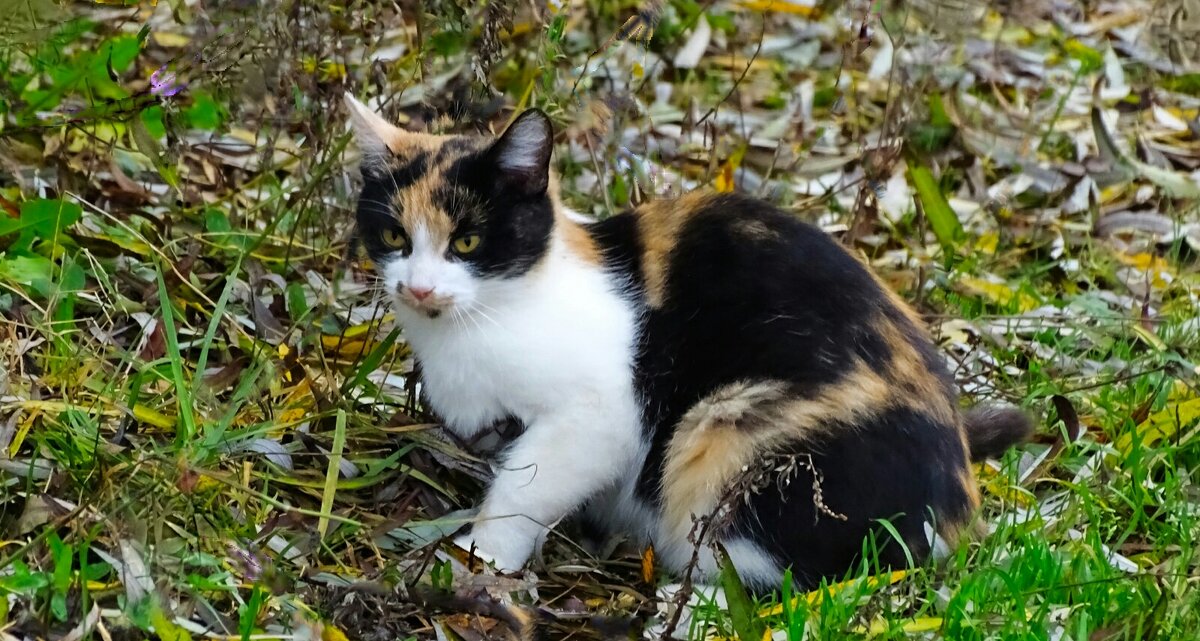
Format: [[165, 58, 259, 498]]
[[1, 0, 1199, 639]]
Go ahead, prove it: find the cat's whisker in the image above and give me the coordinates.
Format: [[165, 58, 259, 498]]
[[453, 305, 475, 338], [462, 306, 486, 335], [458, 305, 504, 365], [447, 305, 464, 333], [466, 300, 504, 329]]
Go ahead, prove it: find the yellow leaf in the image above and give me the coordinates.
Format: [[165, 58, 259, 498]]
[[713, 147, 747, 194], [132, 404, 175, 429], [707, 56, 775, 72], [1116, 252, 1173, 289], [735, 0, 818, 17], [1131, 324, 1167, 352], [1118, 252, 1169, 272], [957, 276, 1039, 312], [341, 322, 377, 340], [322, 624, 350, 641], [978, 471, 1036, 506], [974, 232, 999, 256], [860, 616, 944, 636], [318, 61, 347, 82], [98, 234, 153, 257], [278, 407, 308, 426], [1098, 184, 1127, 203], [228, 128, 263, 145], [1115, 397, 1200, 455], [758, 570, 907, 617], [194, 474, 222, 493], [8, 412, 35, 457], [1062, 39, 1102, 63], [641, 545, 656, 584], [151, 32, 191, 48], [66, 123, 124, 152], [320, 336, 374, 359], [150, 603, 193, 641], [715, 162, 735, 193]]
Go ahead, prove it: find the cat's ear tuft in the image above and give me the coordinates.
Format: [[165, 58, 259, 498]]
[[344, 92, 398, 174], [489, 109, 553, 196]]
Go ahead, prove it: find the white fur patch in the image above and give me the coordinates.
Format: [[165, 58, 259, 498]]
[[343, 92, 397, 173], [380, 224, 478, 314], [394, 234, 643, 570]]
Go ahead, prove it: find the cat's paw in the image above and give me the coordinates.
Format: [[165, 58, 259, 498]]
[[452, 532, 526, 573]]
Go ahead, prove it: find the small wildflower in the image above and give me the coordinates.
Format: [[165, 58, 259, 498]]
[[150, 65, 185, 97], [227, 540, 263, 581]]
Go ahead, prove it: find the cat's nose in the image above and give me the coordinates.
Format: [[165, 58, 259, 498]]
[[409, 287, 434, 302]]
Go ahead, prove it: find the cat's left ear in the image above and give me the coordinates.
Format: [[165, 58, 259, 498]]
[[489, 109, 553, 197], [344, 92, 401, 175]]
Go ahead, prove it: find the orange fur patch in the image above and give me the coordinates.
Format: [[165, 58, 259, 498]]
[[559, 216, 602, 264], [632, 192, 715, 308], [660, 365, 895, 541]]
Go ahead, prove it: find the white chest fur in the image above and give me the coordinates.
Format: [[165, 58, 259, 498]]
[[395, 241, 639, 436], [391, 239, 647, 570]]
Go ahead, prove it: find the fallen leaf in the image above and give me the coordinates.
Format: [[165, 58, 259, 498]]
[[673, 15, 711, 70]]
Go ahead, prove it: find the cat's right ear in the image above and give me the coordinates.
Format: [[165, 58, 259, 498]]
[[344, 92, 399, 175], [488, 109, 554, 197]]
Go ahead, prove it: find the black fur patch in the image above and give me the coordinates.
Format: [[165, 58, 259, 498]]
[[389, 152, 430, 192], [731, 407, 973, 590], [588, 192, 970, 589], [618, 195, 905, 495], [354, 153, 431, 262], [355, 178, 403, 262], [435, 136, 483, 163], [587, 213, 645, 300], [441, 151, 554, 278], [351, 140, 554, 278]]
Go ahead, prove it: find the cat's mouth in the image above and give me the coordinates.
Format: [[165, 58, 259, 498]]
[[400, 299, 448, 319], [397, 288, 453, 319]]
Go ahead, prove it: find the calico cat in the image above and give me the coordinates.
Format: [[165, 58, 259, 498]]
[[343, 93, 1032, 591]]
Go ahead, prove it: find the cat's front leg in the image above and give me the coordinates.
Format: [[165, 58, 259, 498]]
[[454, 403, 641, 572]]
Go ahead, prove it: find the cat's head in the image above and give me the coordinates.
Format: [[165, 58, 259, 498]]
[[344, 93, 557, 319]]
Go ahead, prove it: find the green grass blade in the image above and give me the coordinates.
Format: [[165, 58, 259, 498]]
[[874, 519, 915, 569], [343, 326, 401, 396], [193, 255, 243, 390], [318, 409, 348, 540], [717, 542, 765, 641], [154, 261, 197, 442], [905, 153, 964, 254], [237, 585, 263, 641]]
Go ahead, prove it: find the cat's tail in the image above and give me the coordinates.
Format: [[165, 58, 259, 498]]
[[963, 404, 1034, 461]]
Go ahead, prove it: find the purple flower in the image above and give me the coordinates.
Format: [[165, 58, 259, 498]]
[[150, 65, 185, 97]]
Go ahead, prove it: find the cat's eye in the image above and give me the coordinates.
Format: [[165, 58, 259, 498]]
[[380, 228, 409, 252], [452, 234, 481, 255]]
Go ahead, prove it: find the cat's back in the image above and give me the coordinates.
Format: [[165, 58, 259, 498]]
[[588, 188, 958, 443], [592, 191, 892, 314]]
